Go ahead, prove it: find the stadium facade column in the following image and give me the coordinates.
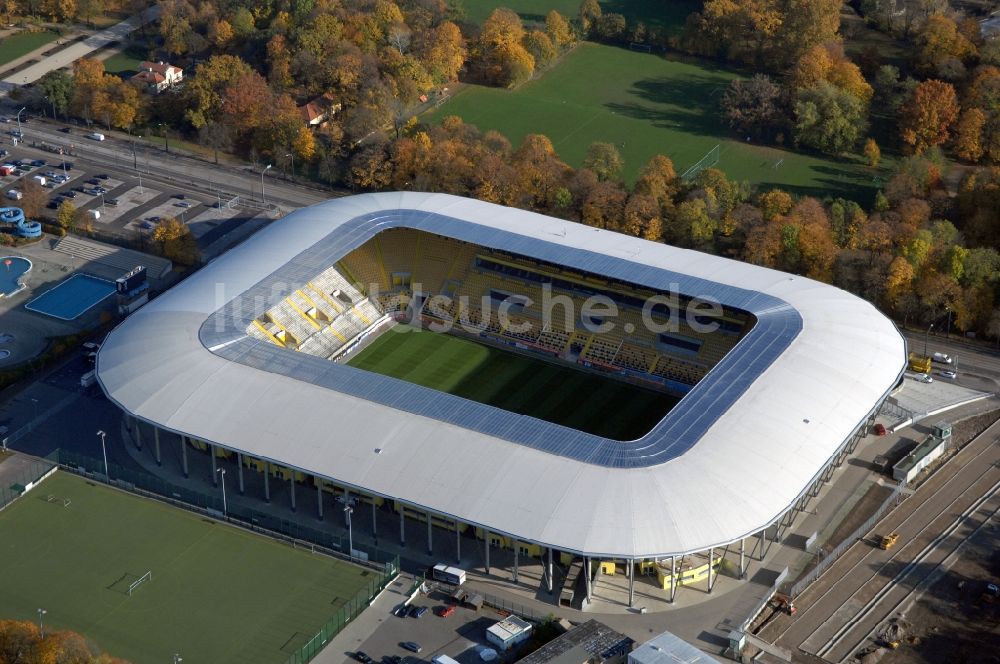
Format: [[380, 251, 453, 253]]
[[739, 538, 747, 579], [513, 541, 519, 583], [316, 485, 323, 520], [153, 427, 161, 466], [669, 556, 677, 604], [455, 522, 461, 564], [371, 501, 377, 542], [236, 453, 244, 494], [180, 436, 189, 478], [134, 419, 142, 450], [583, 557, 592, 603], [628, 558, 634, 607], [289, 476, 296, 512], [263, 461, 271, 502], [210, 445, 218, 486], [484, 530, 491, 574], [707, 548, 715, 593], [399, 508, 406, 546], [546, 548, 553, 592], [426, 512, 432, 555]]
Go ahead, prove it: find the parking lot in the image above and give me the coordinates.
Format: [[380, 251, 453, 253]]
[[336, 582, 526, 664], [1, 132, 254, 247]]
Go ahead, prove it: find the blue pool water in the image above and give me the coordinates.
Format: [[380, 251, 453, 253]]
[[0, 257, 32, 297], [25, 274, 116, 320]]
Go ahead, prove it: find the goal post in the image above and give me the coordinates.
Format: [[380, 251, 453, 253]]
[[128, 570, 152, 596], [680, 144, 720, 181]]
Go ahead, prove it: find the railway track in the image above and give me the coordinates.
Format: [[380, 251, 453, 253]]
[[770, 423, 1000, 662]]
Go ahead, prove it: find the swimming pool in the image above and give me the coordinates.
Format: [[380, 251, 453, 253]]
[[0, 257, 32, 297], [25, 274, 116, 320]]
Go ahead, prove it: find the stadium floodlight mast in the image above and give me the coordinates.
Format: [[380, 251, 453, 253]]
[[96, 430, 109, 482], [36, 608, 46, 637], [344, 503, 353, 560], [217, 467, 227, 515]]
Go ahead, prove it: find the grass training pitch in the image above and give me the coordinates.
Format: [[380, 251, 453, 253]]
[[429, 43, 890, 200], [0, 472, 372, 664], [347, 327, 677, 440], [0, 30, 59, 67], [461, 0, 698, 35]]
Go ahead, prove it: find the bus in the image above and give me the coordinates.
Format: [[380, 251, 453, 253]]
[[432, 564, 466, 586]]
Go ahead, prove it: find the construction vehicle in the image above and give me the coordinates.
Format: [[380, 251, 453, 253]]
[[908, 353, 932, 374], [878, 532, 899, 550], [772, 593, 796, 615]]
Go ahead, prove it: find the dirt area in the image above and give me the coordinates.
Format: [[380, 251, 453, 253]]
[[880, 523, 1000, 664]]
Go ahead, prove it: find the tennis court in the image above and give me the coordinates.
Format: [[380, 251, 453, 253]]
[[24, 273, 115, 319], [0, 472, 373, 663], [348, 327, 677, 440]]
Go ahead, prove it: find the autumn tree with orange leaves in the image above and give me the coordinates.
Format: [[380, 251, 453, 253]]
[[900, 80, 959, 155]]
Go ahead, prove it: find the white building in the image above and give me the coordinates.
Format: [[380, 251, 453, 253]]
[[487, 616, 533, 651], [629, 631, 721, 664]]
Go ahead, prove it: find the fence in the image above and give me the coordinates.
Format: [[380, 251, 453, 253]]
[[0, 453, 57, 512], [786, 481, 907, 598], [482, 593, 547, 622], [739, 566, 787, 632], [285, 555, 399, 664], [51, 448, 400, 567]]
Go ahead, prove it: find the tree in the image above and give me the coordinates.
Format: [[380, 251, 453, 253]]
[[583, 142, 623, 182], [916, 14, 976, 72], [152, 217, 199, 265], [471, 9, 535, 88], [20, 181, 45, 220], [863, 138, 881, 168], [197, 121, 232, 165], [758, 189, 793, 221], [900, 79, 959, 155], [36, 70, 72, 119], [292, 126, 316, 163], [794, 82, 867, 154], [954, 108, 987, 163], [422, 21, 466, 83], [634, 154, 678, 209], [545, 10, 575, 50], [578, 0, 601, 38], [721, 74, 783, 139], [523, 31, 557, 70], [56, 200, 77, 231], [183, 55, 255, 129]]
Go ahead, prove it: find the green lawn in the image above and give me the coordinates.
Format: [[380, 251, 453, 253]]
[[101, 50, 144, 75], [428, 42, 889, 201], [0, 472, 372, 664], [0, 30, 60, 68], [462, 0, 699, 34], [348, 327, 676, 440]]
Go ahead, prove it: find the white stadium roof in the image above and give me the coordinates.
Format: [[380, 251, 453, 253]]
[[97, 192, 906, 558]]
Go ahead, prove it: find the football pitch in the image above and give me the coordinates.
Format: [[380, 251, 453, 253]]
[[347, 327, 677, 440], [0, 472, 373, 664], [461, 0, 699, 35], [428, 43, 889, 200]]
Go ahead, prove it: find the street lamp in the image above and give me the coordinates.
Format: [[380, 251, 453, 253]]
[[945, 307, 952, 339], [284, 152, 294, 177], [97, 430, 109, 482], [16, 106, 25, 139], [261, 164, 272, 207], [37, 608, 46, 638], [923, 323, 934, 357], [158, 123, 168, 153], [217, 467, 227, 515], [344, 504, 354, 559]]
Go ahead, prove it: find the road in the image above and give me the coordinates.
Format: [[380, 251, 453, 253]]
[[1, 114, 334, 212], [762, 417, 1000, 662], [0, 8, 161, 93]]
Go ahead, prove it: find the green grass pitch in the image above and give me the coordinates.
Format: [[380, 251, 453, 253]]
[[347, 327, 677, 440], [0, 473, 372, 664], [427, 43, 890, 201], [461, 0, 699, 35]]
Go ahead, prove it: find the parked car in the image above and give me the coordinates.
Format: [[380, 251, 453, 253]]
[[173, 193, 186, 199], [46, 200, 60, 209], [412, 606, 428, 618], [353, 652, 373, 664], [401, 642, 422, 654], [436, 605, 456, 617], [30, 159, 45, 167], [106, 198, 120, 206], [58, 162, 74, 170], [85, 178, 100, 185], [44, 171, 58, 178], [393, 604, 408, 617], [139, 220, 157, 229], [174, 201, 192, 208], [383, 656, 402, 664], [931, 352, 952, 364], [938, 370, 957, 379], [58, 127, 71, 133], [62, 190, 77, 198], [915, 373, 933, 384], [95, 173, 110, 180]]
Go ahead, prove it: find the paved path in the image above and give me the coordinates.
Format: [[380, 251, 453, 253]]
[[0, 8, 160, 94]]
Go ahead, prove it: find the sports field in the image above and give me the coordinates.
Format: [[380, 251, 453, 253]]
[[0, 472, 372, 664], [347, 327, 677, 440], [0, 30, 59, 68], [429, 43, 888, 200], [462, 0, 698, 35]]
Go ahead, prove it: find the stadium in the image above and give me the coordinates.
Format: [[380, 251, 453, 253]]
[[97, 192, 907, 605]]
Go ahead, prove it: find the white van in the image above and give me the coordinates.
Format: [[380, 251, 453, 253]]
[[88, 132, 105, 141], [31, 175, 45, 186], [931, 352, 952, 364], [5, 189, 21, 200], [88, 209, 101, 220]]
